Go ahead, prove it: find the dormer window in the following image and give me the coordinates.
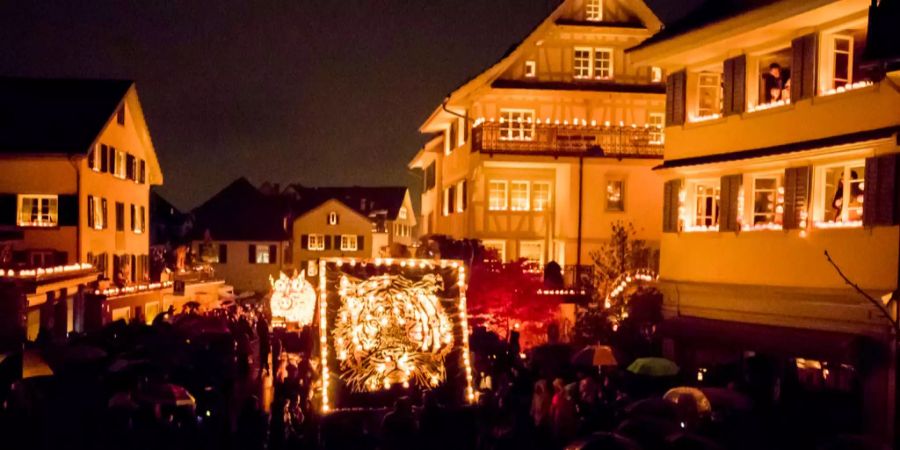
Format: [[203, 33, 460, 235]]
[[398, 207, 408, 220], [328, 211, 339, 225], [524, 60, 536, 78], [586, 0, 603, 22]]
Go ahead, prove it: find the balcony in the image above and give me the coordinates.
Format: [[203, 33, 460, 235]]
[[471, 121, 664, 158]]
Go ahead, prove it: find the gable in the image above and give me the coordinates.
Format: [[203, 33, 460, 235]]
[[293, 199, 371, 231]]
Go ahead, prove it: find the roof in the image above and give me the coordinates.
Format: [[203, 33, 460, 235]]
[[0, 77, 133, 155], [190, 178, 290, 241], [655, 126, 900, 170], [286, 185, 409, 220], [628, 0, 782, 52], [491, 79, 665, 94]]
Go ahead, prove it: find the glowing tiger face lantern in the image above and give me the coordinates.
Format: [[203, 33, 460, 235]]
[[334, 273, 454, 392], [269, 271, 316, 326]]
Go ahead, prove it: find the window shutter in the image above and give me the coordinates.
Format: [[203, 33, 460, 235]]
[[139, 160, 146, 184], [100, 145, 109, 172], [269, 244, 278, 263], [130, 204, 136, 231], [723, 55, 746, 116], [301, 234, 309, 250], [0, 194, 15, 226], [324, 235, 332, 250], [662, 179, 682, 233], [723, 58, 734, 115], [462, 180, 468, 211], [108, 147, 116, 174], [783, 166, 812, 229], [58, 194, 78, 226], [667, 70, 687, 126], [864, 154, 899, 226], [101, 198, 108, 229], [357, 235, 365, 251], [126, 154, 135, 180], [219, 244, 228, 263], [791, 33, 818, 101], [719, 174, 743, 232], [87, 196, 95, 228], [249, 244, 256, 263]]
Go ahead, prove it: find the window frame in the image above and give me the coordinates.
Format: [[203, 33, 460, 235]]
[[519, 240, 545, 268], [398, 207, 408, 220], [651, 66, 663, 83], [340, 234, 358, 251], [532, 181, 552, 212], [499, 109, 535, 141], [696, 71, 723, 118], [831, 34, 854, 89], [593, 48, 614, 80], [605, 179, 626, 212], [482, 239, 507, 262], [585, 0, 603, 21], [17, 194, 58, 227], [255, 245, 271, 264], [328, 211, 339, 225], [648, 112, 665, 145], [488, 180, 509, 211], [574, 47, 593, 79], [524, 60, 537, 78], [749, 174, 783, 227], [510, 180, 531, 212], [814, 160, 866, 226], [689, 180, 721, 229], [456, 180, 466, 212], [309, 234, 326, 251], [114, 150, 127, 179]]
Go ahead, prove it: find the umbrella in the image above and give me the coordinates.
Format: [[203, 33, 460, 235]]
[[627, 357, 679, 377], [624, 397, 679, 421], [139, 383, 196, 408], [664, 387, 712, 415], [58, 344, 107, 366], [616, 417, 681, 450], [571, 345, 617, 367], [667, 433, 726, 450], [700, 387, 752, 411], [23, 349, 53, 378], [564, 432, 642, 450]]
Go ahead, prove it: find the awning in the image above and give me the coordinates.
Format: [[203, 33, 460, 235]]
[[658, 316, 875, 365]]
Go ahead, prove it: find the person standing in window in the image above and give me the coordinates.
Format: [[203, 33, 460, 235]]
[[763, 63, 784, 103]]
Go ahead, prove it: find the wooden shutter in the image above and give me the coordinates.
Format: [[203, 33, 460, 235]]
[[723, 55, 746, 116], [358, 235, 365, 251], [139, 160, 146, 184], [248, 244, 257, 263], [115, 202, 124, 231], [719, 175, 743, 232], [324, 235, 332, 250], [461, 180, 468, 211], [662, 179, 682, 233], [88, 146, 95, 170], [101, 198, 108, 229], [301, 234, 309, 250], [87, 196, 95, 228], [219, 243, 228, 263], [783, 166, 812, 229], [100, 145, 109, 172], [791, 34, 818, 101], [0, 194, 15, 226], [108, 147, 116, 174], [666, 70, 687, 126], [130, 204, 136, 231], [864, 154, 899, 226], [58, 194, 78, 226], [126, 154, 135, 180], [269, 244, 278, 263]]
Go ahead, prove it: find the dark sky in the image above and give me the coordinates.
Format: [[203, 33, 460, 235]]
[[0, 0, 695, 211]]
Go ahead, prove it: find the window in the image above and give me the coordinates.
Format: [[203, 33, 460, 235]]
[[114, 149, 127, 178], [510, 181, 530, 211], [18, 195, 58, 227], [483, 240, 507, 262], [519, 240, 544, 269], [29, 251, 54, 268], [456, 180, 467, 212], [424, 163, 436, 191], [818, 162, 865, 225], [648, 113, 665, 145], [532, 182, 551, 211], [443, 186, 455, 216], [139, 206, 146, 233], [199, 243, 227, 263], [89, 144, 102, 171], [309, 234, 326, 251], [593, 48, 613, 80], [139, 160, 146, 184], [651, 66, 663, 83], [585, 0, 603, 21], [255, 245, 271, 264], [606, 180, 625, 212], [447, 121, 458, 154], [328, 211, 339, 225], [755, 47, 791, 107], [751, 176, 782, 225], [340, 235, 358, 251], [116, 105, 125, 125], [574, 48, 592, 79], [820, 27, 870, 95], [693, 182, 721, 228], [488, 180, 508, 211], [524, 60, 536, 78], [88, 196, 105, 230], [115, 202, 124, 231], [832, 35, 853, 88], [499, 109, 534, 141], [398, 207, 408, 220], [697, 72, 723, 118]]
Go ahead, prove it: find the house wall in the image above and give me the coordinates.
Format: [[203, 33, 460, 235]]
[[293, 199, 373, 273], [192, 240, 289, 294]]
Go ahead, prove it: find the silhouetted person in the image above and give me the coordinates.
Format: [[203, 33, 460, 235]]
[[380, 397, 417, 450]]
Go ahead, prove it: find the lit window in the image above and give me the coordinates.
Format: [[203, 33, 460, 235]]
[[340, 235, 358, 251], [328, 211, 339, 225], [594, 48, 613, 80], [88, 196, 105, 230], [697, 72, 722, 118], [818, 162, 865, 225], [651, 66, 663, 83], [443, 186, 455, 216], [17, 195, 58, 227], [255, 245, 271, 264], [574, 48, 592, 79], [648, 113, 665, 145], [398, 207, 408, 220], [831, 35, 853, 89], [89, 144, 102, 171], [456, 180, 467, 212], [499, 109, 535, 141], [519, 240, 544, 269], [115, 150, 127, 178], [752, 176, 782, 225], [606, 180, 625, 212], [309, 234, 326, 251], [755, 48, 791, 107], [693, 182, 720, 228], [532, 182, 551, 211], [488, 180, 508, 211], [483, 240, 507, 262], [524, 60, 536, 78], [510, 181, 530, 211], [585, 0, 603, 21]]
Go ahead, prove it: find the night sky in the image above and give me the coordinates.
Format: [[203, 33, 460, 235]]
[[0, 0, 695, 211]]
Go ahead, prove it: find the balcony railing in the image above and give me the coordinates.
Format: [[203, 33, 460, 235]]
[[471, 121, 664, 157]]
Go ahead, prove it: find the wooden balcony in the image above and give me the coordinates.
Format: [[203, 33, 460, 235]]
[[471, 122, 664, 158]]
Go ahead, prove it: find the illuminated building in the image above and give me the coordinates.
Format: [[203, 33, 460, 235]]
[[0, 78, 164, 338], [631, 0, 900, 442], [408, 0, 666, 277]]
